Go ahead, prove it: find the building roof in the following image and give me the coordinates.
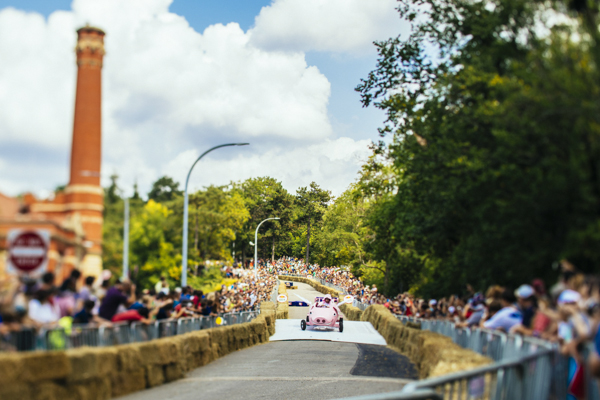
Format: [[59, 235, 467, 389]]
[[0, 192, 19, 219]]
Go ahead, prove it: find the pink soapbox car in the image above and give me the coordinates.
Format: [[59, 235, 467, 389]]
[[300, 296, 343, 332]]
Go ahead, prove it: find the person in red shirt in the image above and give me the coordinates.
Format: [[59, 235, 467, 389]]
[[111, 308, 152, 324]]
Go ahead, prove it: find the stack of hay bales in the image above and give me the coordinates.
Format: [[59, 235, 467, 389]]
[[339, 303, 362, 321], [276, 283, 289, 319], [0, 307, 275, 400], [361, 305, 491, 379]]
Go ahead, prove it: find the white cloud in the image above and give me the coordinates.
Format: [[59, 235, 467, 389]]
[[163, 137, 371, 196], [0, 0, 387, 199], [250, 0, 406, 54], [0, 8, 75, 148]]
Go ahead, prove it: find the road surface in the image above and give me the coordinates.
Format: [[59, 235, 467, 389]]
[[118, 280, 417, 400]]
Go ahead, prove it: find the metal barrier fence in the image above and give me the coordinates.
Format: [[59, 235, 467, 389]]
[[314, 277, 350, 294], [337, 311, 600, 400], [397, 316, 562, 400], [352, 300, 369, 311], [0, 311, 259, 352]]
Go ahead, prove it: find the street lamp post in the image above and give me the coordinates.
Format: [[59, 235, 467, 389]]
[[122, 197, 129, 280], [181, 143, 249, 287], [254, 217, 280, 279]]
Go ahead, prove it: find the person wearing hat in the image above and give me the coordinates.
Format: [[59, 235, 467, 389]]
[[514, 284, 537, 329], [457, 293, 485, 328], [556, 289, 591, 399], [483, 288, 522, 332]]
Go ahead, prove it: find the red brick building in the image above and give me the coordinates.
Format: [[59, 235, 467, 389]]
[[0, 26, 105, 280]]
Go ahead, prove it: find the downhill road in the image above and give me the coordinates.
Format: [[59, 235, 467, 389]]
[[119, 281, 417, 400]]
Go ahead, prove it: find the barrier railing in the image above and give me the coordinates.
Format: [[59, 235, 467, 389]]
[[0, 311, 259, 352], [336, 310, 600, 400], [352, 300, 369, 311], [314, 277, 350, 294]]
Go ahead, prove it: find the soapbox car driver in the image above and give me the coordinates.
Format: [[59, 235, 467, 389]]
[[320, 294, 334, 307]]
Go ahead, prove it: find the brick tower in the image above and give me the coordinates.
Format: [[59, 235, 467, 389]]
[[66, 25, 106, 277], [0, 26, 106, 280]]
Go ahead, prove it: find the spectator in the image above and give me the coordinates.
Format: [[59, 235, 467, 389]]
[[483, 289, 522, 332], [155, 276, 169, 295], [514, 284, 537, 329], [112, 307, 152, 324], [39, 272, 55, 292], [73, 300, 110, 326], [76, 276, 96, 310], [98, 281, 136, 321], [59, 269, 81, 292], [28, 289, 60, 326]]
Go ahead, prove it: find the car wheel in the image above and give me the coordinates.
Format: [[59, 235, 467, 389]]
[[301, 320, 306, 331], [306, 316, 310, 322], [339, 318, 343, 332]]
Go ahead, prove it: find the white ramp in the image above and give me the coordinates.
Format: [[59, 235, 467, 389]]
[[270, 319, 387, 346]]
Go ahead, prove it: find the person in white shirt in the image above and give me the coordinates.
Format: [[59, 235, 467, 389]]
[[28, 289, 60, 326], [483, 289, 522, 332]]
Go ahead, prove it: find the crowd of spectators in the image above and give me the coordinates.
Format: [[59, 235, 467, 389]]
[[273, 257, 600, 386], [0, 265, 276, 351], [3, 255, 600, 390]]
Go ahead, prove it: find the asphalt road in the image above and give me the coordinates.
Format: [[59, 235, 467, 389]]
[[119, 341, 416, 400], [118, 281, 417, 400], [285, 280, 346, 319]]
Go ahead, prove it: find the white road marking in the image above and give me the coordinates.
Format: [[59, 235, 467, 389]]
[[289, 292, 312, 305], [270, 319, 387, 345]]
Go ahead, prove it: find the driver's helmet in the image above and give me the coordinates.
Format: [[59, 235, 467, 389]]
[[323, 294, 332, 304]]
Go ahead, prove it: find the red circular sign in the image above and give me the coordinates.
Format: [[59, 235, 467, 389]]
[[9, 231, 48, 273]]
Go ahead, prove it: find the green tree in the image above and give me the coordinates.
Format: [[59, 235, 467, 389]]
[[295, 182, 331, 263], [102, 174, 124, 277], [313, 186, 370, 269], [129, 200, 177, 288], [189, 185, 250, 263], [357, 0, 600, 296], [147, 176, 182, 203], [236, 177, 296, 264]]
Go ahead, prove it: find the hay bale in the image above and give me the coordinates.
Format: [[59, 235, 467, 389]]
[[155, 338, 181, 365], [32, 381, 72, 400], [145, 364, 165, 387], [276, 301, 289, 319], [359, 304, 492, 379], [339, 304, 362, 321], [20, 351, 71, 382], [406, 321, 421, 330], [134, 342, 163, 366], [164, 363, 184, 382], [0, 353, 22, 385], [66, 377, 111, 400], [66, 348, 99, 382], [0, 383, 32, 400], [278, 284, 287, 295], [116, 344, 143, 371], [111, 367, 146, 397]]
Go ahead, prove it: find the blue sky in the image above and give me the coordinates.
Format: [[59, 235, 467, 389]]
[[0, 0, 402, 196]]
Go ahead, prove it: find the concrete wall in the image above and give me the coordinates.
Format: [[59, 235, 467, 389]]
[[360, 305, 491, 379], [0, 308, 275, 400]]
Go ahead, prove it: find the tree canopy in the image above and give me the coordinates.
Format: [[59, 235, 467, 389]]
[[102, 0, 600, 298]]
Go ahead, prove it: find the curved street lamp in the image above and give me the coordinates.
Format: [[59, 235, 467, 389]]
[[181, 143, 249, 287], [254, 217, 280, 279]]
